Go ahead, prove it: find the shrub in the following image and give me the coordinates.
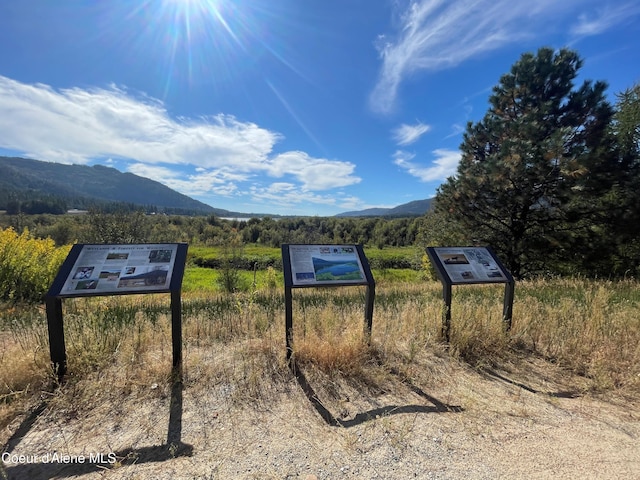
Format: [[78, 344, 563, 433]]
[[0, 227, 69, 303]]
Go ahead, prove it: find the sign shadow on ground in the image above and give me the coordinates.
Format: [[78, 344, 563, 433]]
[[478, 367, 582, 399], [289, 360, 463, 428], [1, 370, 192, 480]]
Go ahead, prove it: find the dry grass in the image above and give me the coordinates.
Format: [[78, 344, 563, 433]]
[[1, 278, 639, 440]]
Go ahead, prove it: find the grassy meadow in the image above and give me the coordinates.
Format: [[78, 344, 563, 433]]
[[1, 242, 640, 435]]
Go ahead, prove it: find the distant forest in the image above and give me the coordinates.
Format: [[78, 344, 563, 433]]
[[0, 211, 426, 251], [0, 191, 212, 217]]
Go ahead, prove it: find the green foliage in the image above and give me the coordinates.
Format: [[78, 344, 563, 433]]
[[436, 47, 616, 278], [0, 227, 69, 303], [1, 211, 428, 253], [364, 246, 423, 270], [182, 267, 218, 292], [415, 209, 467, 248], [599, 83, 640, 277], [216, 233, 248, 293], [614, 83, 640, 162], [264, 266, 279, 290], [190, 245, 282, 270], [85, 208, 148, 244], [238, 216, 423, 248], [372, 268, 421, 283], [5, 196, 67, 215], [189, 244, 425, 274]]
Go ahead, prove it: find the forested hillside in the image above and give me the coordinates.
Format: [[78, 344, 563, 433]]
[[0, 156, 221, 215]]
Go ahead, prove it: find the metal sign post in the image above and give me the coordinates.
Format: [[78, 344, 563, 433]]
[[45, 243, 188, 380], [426, 246, 515, 342], [282, 244, 375, 361]]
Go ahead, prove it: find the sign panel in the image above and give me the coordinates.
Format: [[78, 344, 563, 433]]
[[426, 246, 515, 340], [430, 247, 509, 284], [288, 244, 367, 286], [282, 244, 375, 361], [58, 244, 179, 296]]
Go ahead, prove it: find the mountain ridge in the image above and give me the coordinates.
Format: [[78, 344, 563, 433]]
[[0, 156, 434, 218], [0, 156, 227, 215], [336, 198, 433, 217]]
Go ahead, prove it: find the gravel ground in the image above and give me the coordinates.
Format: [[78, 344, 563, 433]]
[[2, 353, 639, 479]]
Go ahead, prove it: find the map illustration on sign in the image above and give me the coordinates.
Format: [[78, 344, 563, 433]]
[[59, 244, 178, 296], [289, 245, 366, 285]]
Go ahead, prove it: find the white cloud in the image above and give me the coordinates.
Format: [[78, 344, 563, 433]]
[[127, 163, 247, 196], [394, 148, 460, 182], [243, 185, 373, 214], [250, 184, 343, 207], [266, 182, 297, 193], [0, 76, 278, 168], [267, 151, 361, 191], [337, 196, 368, 211], [127, 164, 179, 183], [392, 122, 431, 146], [369, 0, 626, 114], [0, 76, 361, 207]]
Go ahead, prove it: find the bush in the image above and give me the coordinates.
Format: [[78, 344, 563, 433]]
[[216, 233, 247, 293], [0, 227, 69, 303]]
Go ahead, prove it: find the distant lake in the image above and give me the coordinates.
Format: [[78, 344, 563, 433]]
[[220, 217, 281, 222], [316, 263, 360, 276]]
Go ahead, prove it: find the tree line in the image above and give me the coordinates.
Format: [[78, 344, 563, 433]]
[[0, 210, 427, 251], [0, 190, 215, 217]]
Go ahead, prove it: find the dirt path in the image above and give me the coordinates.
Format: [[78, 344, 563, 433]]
[[2, 352, 639, 479]]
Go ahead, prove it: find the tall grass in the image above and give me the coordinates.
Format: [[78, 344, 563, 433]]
[[512, 279, 640, 390], [1, 278, 639, 434]]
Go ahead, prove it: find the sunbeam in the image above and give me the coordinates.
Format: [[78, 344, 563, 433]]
[[266, 79, 326, 155]]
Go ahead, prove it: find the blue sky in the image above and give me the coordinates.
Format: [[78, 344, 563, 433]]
[[0, 0, 639, 216]]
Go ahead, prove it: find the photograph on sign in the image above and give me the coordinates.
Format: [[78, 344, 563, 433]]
[[289, 245, 366, 285], [434, 247, 507, 283], [59, 244, 178, 295]]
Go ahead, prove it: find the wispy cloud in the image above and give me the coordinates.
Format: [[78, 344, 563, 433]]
[[127, 164, 247, 196], [246, 184, 377, 214], [570, 3, 640, 37], [249, 183, 355, 209], [394, 149, 460, 182], [392, 122, 431, 146], [370, 0, 631, 114], [0, 75, 361, 208], [445, 123, 466, 140]]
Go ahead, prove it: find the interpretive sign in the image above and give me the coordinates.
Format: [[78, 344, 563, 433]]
[[46, 243, 188, 379], [426, 246, 514, 341], [428, 246, 510, 284], [282, 244, 375, 360], [288, 244, 368, 286], [57, 244, 179, 296]]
